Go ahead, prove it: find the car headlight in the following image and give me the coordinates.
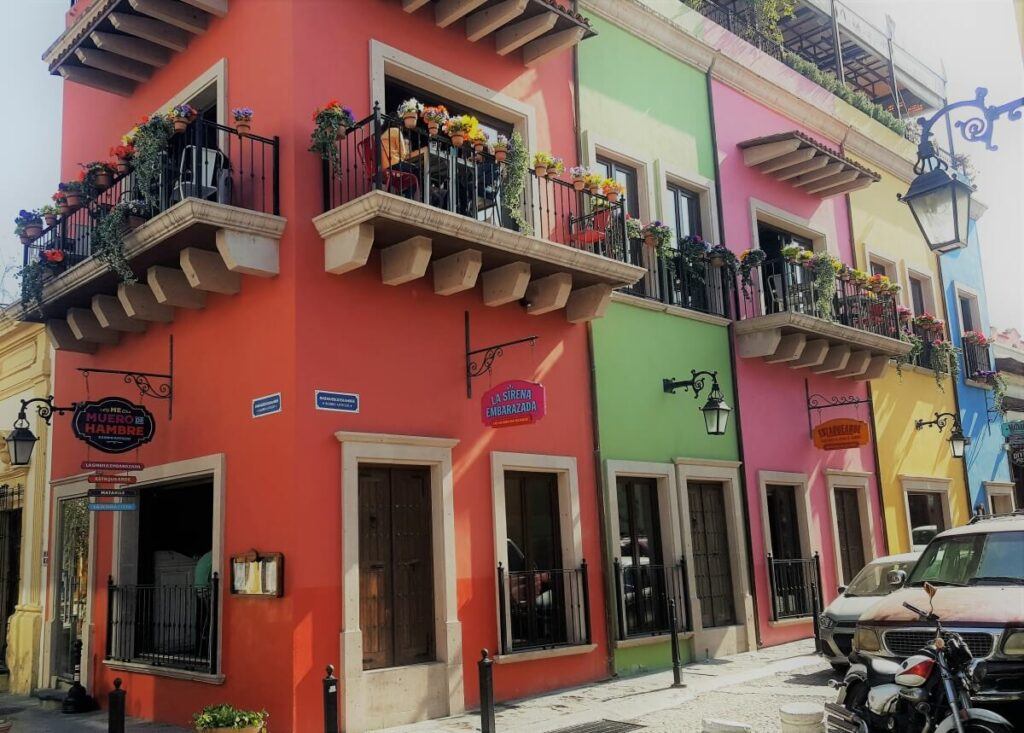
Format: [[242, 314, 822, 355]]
[[1003, 630, 1024, 656], [819, 613, 835, 630], [854, 627, 881, 653]]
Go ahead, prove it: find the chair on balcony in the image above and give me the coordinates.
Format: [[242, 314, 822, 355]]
[[569, 206, 613, 252], [173, 146, 230, 205], [356, 131, 420, 200]]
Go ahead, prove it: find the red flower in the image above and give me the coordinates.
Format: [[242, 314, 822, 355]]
[[42, 249, 65, 263]]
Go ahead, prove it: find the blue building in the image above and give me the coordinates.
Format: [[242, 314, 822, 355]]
[[940, 206, 1014, 513]]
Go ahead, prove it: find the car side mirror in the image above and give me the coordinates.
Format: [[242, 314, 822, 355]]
[[837, 585, 847, 595], [887, 569, 907, 588]]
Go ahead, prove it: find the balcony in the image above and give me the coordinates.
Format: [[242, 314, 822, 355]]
[[44, 0, 227, 96], [496, 563, 591, 655], [612, 559, 690, 640], [734, 258, 911, 379], [620, 242, 734, 319], [313, 111, 644, 323], [766, 553, 822, 622], [14, 119, 284, 353], [963, 339, 994, 382]]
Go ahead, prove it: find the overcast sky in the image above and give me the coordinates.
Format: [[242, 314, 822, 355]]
[[1, 0, 1020, 326]]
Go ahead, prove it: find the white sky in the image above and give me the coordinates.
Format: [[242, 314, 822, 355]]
[[0, 1, 1021, 326]]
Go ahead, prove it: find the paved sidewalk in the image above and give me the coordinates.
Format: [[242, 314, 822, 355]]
[[379, 640, 835, 733], [0, 694, 189, 732]]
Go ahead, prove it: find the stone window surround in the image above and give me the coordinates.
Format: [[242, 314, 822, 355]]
[[904, 267, 938, 316], [899, 475, 954, 551], [983, 481, 1016, 514], [336, 431, 463, 731], [490, 451, 593, 662], [824, 469, 878, 587]]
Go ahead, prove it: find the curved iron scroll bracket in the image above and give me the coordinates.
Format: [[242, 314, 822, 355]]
[[914, 88, 1024, 171], [804, 379, 872, 438], [465, 312, 536, 399], [77, 335, 174, 420], [915, 411, 958, 433]]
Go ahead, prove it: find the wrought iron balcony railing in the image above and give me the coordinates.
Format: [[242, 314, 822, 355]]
[[963, 340, 993, 380], [737, 257, 900, 340], [320, 108, 629, 266], [766, 553, 822, 622], [621, 242, 734, 318], [612, 559, 690, 639], [105, 574, 219, 674], [497, 562, 591, 654], [22, 118, 279, 271]]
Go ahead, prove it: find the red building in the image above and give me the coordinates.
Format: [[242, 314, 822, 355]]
[[26, 1, 641, 729]]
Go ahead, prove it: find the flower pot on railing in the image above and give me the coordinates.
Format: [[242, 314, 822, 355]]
[[58, 203, 70, 216], [710, 254, 725, 267], [402, 112, 418, 129], [533, 164, 547, 177], [24, 223, 42, 239], [235, 121, 251, 135], [65, 193, 83, 208], [94, 171, 112, 190], [449, 133, 465, 147], [426, 123, 439, 136], [572, 178, 585, 192], [605, 191, 619, 203]]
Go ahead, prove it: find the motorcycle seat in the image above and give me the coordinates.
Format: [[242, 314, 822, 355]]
[[867, 657, 902, 683]]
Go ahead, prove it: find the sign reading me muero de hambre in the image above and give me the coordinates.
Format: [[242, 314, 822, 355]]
[[482, 380, 546, 428], [71, 397, 156, 454], [812, 418, 870, 451]]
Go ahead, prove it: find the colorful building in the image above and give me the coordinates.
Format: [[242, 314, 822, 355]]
[[17, 0, 644, 729], [577, 6, 755, 675]]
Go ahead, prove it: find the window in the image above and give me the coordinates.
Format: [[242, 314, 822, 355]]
[[764, 483, 816, 620], [908, 531, 1024, 586], [616, 477, 670, 636], [907, 491, 946, 550], [765, 484, 802, 559], [869, 261, 887, 277], [668, 184, 702, 243], [958, 293, 980, 333], [909, 274, 930, 316], [833, 487, 867, 584], [757, 223, 814, 315], [384, 77, 513, 143], [595, 157, 640, 219]]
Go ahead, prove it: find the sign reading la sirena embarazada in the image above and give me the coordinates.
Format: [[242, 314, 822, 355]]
[[481, 380, 546, 428]]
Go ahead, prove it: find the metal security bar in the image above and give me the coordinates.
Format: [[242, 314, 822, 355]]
[[613, 560, 689, 639], [738, 257, 900, 339], [106, 573, 219, 674], [0, 485, 23, 670], [767, 554, 822, 622], [23, 118, 279, 267], [321, 106, 628, 263], [909, 323, 947, 371], [497, 563, 591, 654], [963, 340, 992, 380]]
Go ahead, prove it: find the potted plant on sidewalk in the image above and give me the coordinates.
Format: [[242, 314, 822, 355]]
[[193, 704, 268, 733], [232, 107, 254, 135]]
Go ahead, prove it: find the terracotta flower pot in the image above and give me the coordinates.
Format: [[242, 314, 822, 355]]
[[840, 272, 851, 282], [24, 223, 42, 238], [173, 117, 189, 133], [65, 193, 82, 207], [427, 123, 439, 136], [474, 142, 484, 153], [117, 158, 131, 174], [450, 133, 465, 147], [94, 172, 112, 190], [235, 121, 251, 135], [494, 150, 506, 163], [572, 179, 585, 192], [58, 203, 70, 216], [18, 234, 30, 245], [605, 191, 619, 203], [127, 215, 147, 230], [534, 165, 547, 177], [336, 127, 347, 141], [588, 185, 600, 195], [644, 234, 657, 249], [44, 214, 57, 228], [403, 113, 417, 129], [546, 169, 558, 179]]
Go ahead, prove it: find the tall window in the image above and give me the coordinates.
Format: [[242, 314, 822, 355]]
[[668, 184, 702, 243], [959, 295, 977, 332], [907, 492, 946, 550], [384, 78, 513, 142], [765, 484, 802, 559], [909, 275, 929, 316], [595, 157, 639, 218]]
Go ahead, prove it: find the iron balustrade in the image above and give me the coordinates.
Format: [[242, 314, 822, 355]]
[[766, 554, 822, 622], [963, 340, 992, 380], [22, 118, 279, 269], [909, 323, 947, 372], [496, 562, 591, 654], [621, 242, 734, 318], [738, 257, 900, 340], [613, 559, 689, 639], [320, 107, 629, 264], [105, 573, 219, 674]]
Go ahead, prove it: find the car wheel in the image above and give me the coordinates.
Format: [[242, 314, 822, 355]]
[[830, 661, 850, 674]]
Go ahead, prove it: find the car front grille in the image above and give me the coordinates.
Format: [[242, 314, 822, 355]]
[[883, 629, 994, 659]]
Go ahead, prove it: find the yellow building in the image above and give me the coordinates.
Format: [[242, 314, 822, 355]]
[[849, 167, 970, 554], [0, 319, 51, 693]]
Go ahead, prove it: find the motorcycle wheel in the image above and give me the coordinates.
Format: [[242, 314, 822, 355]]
[[962, 724, 1014, 732]]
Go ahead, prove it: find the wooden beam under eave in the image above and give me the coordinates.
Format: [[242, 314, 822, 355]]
[[178, 0, 227, 17], [58, 65, 136, 97], [494, 11, 557, 55], [402, 0, 431, 11], [758, 147, 816, 174], [129, 0, 210, 34], [523, 26, 586, 67], [803, 169, 859, 195], [466, 0, 528, 42], [790, 161, 844, 188], [435, 0, 488, 28], [109, 12, 191, 52], [741, 139, 802, 167], [91, 31, 172, 67], [774, 155, 828, 181], [75, 48, 154, 83], [812, 176, 877, 198]]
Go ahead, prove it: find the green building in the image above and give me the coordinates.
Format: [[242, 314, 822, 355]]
[[578, 5, 756, 676]]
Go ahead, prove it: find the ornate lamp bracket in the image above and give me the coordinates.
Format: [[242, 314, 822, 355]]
[[465, 312, 536, 398], [663, 370, 718, 398], [913, 87, 1024, 170]]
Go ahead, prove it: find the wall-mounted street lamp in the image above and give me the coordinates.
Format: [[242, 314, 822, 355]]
[[6, 396, 76, 467], [898, 88, 1023, 252], [663, 370, 731, 436], [915, 411, 971, 459]]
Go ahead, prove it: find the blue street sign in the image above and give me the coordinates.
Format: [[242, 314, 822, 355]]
[[315, 390, 360, 413], [89, 503, 138, 512], [252, 393, 282, 418]]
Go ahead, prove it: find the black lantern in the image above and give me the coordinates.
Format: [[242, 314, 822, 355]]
[[948, 426, 970, 459], [6, 422, 38, 467], [664, 370, 731, 437], [915, 411, 970, 460], [899, 166, 973, 253]]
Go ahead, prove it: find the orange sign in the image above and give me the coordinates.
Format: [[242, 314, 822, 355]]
[[813, 418, 870, 451]]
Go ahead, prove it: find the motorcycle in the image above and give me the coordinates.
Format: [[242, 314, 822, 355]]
[[825, 582, 1015, 733]]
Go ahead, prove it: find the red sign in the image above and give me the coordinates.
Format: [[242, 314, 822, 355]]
[[88, 474, 138, 485], [82, 461, 144, 471], [813, 418, 870, 451], [482, 380, 546, 428]]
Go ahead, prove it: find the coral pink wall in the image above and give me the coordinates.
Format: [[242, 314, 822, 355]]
[[52, 3, 598, 731], [711, 81, 886, 646]]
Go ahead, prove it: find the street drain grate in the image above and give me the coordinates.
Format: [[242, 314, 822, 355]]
[[547, 722, 644, 733]]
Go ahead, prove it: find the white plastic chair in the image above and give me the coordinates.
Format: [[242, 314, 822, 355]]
[[174, 146, 225, 203]]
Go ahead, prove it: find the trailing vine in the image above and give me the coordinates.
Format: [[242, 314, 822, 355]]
[[91, 203, 138, 284], [894, 330, 923, 381], [18, 260, 47, 315], [131, 115, 174, 209], [991, 373, 1008, 415], [929, 339, 960, 391], [752, 0, 795, 43], [309, 101, 354, 177], [501, 131, 532, 235], [810, 251, 837, 321]]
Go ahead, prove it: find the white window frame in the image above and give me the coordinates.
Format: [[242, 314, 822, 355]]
[[866, 253, 897, 282], [900, 476, 954, 552], [954, 283, 983, 336], [490, 451, 593, 663], [676, 459, 756, 651], [749, 199, 832, 256], [337, 431, 463, 731], [157, 59, 227, 127], [825, 470, 878, 586], [906, 268, 938, 317], [580, 130, 655, 223], [983, 481, 1016, 514]]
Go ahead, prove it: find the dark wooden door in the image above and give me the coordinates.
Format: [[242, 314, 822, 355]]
[[359, 466, 434, 670], [834, 488, 866, 584], [688, 482, 736, 628], [766, 485, 801, 559]]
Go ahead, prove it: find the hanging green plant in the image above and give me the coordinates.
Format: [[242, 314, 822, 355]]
[[810, 251, 837, 321], [91, 202, 143, 284], [928, 338, 960, 390], [131, 114, 174, 209], [18, 259, 47, 314], [990, 372, 1008, 415], [309, 100, 355, 177], [737, 248, 764, 295], [501, 131, 532, 235], [894, 330, 923, 381]]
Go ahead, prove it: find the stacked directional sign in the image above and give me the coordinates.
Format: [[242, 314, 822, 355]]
[[84, 461, 143, 511]]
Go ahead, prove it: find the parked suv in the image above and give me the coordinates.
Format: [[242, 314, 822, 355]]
[[852, 512, 1024, 702]]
